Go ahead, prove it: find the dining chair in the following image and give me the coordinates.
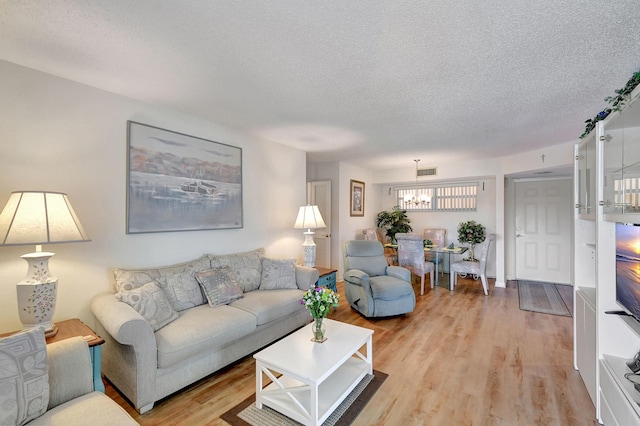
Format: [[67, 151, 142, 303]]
[[423, 228, 446, 276], [362, 228, 397, 266], [449, 234, 496, 295], [395, 233, 435, 295]]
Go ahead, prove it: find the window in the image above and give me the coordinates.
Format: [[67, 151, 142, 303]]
[[396, 182, 478, 212]]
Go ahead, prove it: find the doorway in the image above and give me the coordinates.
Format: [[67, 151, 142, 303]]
[[514, 178, 572, 284], [308, 180, 332, 268]]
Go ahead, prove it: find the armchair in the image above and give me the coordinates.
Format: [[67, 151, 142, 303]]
[[343, 240, 416, 317]]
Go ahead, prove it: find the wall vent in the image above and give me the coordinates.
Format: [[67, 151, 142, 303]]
[[417, 167, 437, 177]]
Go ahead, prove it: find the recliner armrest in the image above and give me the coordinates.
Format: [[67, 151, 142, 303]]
[[344, 269, 368, 286], [386, 265, 411, 282]]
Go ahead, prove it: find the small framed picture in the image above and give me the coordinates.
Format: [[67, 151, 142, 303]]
[[350, 180, 365, 217]]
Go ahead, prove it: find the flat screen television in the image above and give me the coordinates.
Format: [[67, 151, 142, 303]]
[[616, 222, 640, 320]]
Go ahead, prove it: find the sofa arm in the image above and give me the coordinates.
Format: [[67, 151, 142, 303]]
[[295, 265, 320, 291], [386, 265, 411, 282], [47, 337, 94, 410], [91, 293, 158, 413]]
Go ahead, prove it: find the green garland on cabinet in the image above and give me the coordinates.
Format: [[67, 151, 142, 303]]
[[580, 70, 640, 139]]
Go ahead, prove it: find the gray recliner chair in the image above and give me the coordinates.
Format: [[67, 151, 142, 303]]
[[343, 240, 416, 317]]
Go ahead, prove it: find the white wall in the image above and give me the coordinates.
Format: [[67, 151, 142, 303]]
[[366, 142, 576, 286], [377, 179, 497, 277], [0, 60, 307, 332]]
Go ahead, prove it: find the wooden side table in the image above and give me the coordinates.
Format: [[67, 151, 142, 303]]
[[315, 267, 337, 292], [0, 318, 106, 393]]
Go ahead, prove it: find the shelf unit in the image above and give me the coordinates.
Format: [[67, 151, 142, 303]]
[[573, 84, 640, 425]]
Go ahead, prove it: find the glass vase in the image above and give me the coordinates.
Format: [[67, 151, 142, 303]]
[[311, 317, 327, 343]]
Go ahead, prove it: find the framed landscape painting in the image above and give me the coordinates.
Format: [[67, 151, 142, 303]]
[[350, 179, 365, 217], [126, 121, 243, 234]]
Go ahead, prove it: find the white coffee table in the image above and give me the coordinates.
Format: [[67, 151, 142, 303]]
[[254, 319, 374, 426]]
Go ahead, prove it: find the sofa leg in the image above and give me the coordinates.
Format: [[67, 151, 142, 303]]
[[138, 403, 154, 414]]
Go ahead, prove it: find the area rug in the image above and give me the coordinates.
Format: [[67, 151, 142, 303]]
[[220, 370, 387, 426], [518, 280, 572, 317]]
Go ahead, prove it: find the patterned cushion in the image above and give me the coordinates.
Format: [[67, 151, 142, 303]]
[[0, 327, 49, 426], [116, 282, 179, 331], [112, 256, 209, 311], [194, 267, 244, 307], [259, 258, 297, 290], [208, 248, 265, 293]]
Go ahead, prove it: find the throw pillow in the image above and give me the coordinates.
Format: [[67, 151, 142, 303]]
[[112, 255, 209, 311], [0, 327, 49, 426], [208, 248, 265, 292], [194, 267, 244, 308], [260, 258, 297, 290], [116, 282, 179, 331]]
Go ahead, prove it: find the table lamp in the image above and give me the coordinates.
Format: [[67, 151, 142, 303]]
[[293, 205, 326, 267], [0, 191, 90, 337]]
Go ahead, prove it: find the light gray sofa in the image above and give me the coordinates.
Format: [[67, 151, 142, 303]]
[[91, 249, 319, 414], [32, 337, 138, 425]]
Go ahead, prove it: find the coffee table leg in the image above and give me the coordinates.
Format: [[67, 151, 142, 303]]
[[366, 335, 373, 375], [256, 361, 263, 409]]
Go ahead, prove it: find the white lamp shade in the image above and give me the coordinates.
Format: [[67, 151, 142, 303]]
[[0, 191, 90, 246], [293, 205, 326, 230]]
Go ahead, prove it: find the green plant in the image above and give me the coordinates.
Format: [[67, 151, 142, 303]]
[[300, 286, 339, 319], [376, 206, 412, 242], [580, 70, 640, 139], [457, 220, 486, 261]]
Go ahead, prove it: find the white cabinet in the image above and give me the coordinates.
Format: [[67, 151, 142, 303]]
[[602, 93, 640, 221], [577, 133, 597, 219], [600, 356, 640, 426], [576, 288, 597, 406], [573, 83, 640, 425]]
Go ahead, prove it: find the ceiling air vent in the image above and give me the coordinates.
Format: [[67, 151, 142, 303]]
[[417, 167, 437, 177]]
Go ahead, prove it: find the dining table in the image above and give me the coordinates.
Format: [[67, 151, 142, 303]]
[[384, 244, 469, 288]]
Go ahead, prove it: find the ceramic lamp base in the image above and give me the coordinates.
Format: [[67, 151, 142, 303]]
[[302, 231, 317, 267], [16, 251, 58, 336], [17, 281, 58, 336]]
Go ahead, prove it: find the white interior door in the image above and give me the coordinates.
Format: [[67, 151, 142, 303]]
[[308, 180, 331, 268], [515, 179, 572, 284]]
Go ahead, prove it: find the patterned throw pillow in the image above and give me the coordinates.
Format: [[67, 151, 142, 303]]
[[259, 258, 298, 290], [116, 282, 179, 331], [208, 248, 265, 293], [112, 256, 209, 311], [194, 267, 244, 308], [0, 327, 49, 426]]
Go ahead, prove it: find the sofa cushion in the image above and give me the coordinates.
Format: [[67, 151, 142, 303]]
[[31, 392, 138, 426], [229, 289, 306, 326], [370, 275, 414, 300], [113, 256, 209, 311], [115, 282, 179, 331], [155, 305, 257, 369], [208, 248, 265, 292], [259, 258, 297, 290], [194, 267, 244, 307], [0, 327, 49, 426]]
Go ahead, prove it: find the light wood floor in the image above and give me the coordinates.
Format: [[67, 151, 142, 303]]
[[106, 275, 597, 425]]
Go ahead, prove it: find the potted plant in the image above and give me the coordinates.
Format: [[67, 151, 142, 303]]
[[457, 220, 486, 261], [376, 206, 412, 243], [301, 286, 339, 342]]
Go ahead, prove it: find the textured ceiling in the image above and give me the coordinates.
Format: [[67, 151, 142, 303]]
[[1, 1, 639, 171]]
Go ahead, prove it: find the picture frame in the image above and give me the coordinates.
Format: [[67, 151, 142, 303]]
[[126, 121, 243, 234], [350, 179, 365, 217]]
